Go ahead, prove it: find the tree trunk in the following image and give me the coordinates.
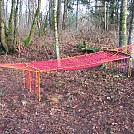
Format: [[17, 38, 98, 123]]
[[39, 12, 48, 37], [13, 0, 19, 52], [5, 0, 8, 25], [76, 0, 79, 30], [57, 0, 61, 29], [53, 0, 60, 59], [119, 0, 128, 47], [128, 0, 134, 45], [106, 3, 109, 31], [0, 0, 8, 53], [116, 0, 120, 24], [19, 0, 23, 30], [128, 0, 134, 71], [28, 0, 32, 28], [104, 0, 107, 31], [62, 0, 68, 30], [24, 0, 41, 46], [8, 0, 15, 51], [25, 0, 28, 29], [49, 0, 54, 30], [109, 0, 115, 24]]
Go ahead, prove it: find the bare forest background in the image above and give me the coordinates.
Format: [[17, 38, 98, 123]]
[[0, 0, 134, 59]]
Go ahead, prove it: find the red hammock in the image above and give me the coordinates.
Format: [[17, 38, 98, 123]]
[[0, 45, 133, 100], [0, 51, 130, 72]]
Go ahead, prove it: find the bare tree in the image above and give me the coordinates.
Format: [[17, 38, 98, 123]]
[[24, 0, 41, 46]]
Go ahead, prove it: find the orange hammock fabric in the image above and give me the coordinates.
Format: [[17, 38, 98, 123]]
[[0, 44, 133, 100]]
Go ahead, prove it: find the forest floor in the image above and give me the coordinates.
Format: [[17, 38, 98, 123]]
[[0, 33, 134, 134]]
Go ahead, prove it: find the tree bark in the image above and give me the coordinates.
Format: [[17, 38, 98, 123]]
[[128, 0, 134, 70], [128, 0, 134, 45], [13, 0, 19, 52], [62, 0, 68, 30], [76, 0, 79, 30], [8, 0, 15, 51], [119, 0, 128, 47], [49, 0, 54, 30], [39, 12, 48, 37], [19, 0, 23, 29], [28, 0, 32, 28], [104, 0, 107, 31], [53, 0, 60, 59], [0, 0, 8, 53], [57, 0, 61, 29]]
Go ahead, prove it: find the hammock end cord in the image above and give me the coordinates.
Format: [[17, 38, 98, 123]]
[[128, 57, 132, 77], [25, 63, 41, 101], [36, 71, 41, 101]]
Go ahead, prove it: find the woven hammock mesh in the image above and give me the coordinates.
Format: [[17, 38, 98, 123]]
[[0, 44, 133, 100]]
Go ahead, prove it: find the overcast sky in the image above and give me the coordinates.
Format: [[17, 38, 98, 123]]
[[5, 0, 48, 14], [5, 0, 94, 15]]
